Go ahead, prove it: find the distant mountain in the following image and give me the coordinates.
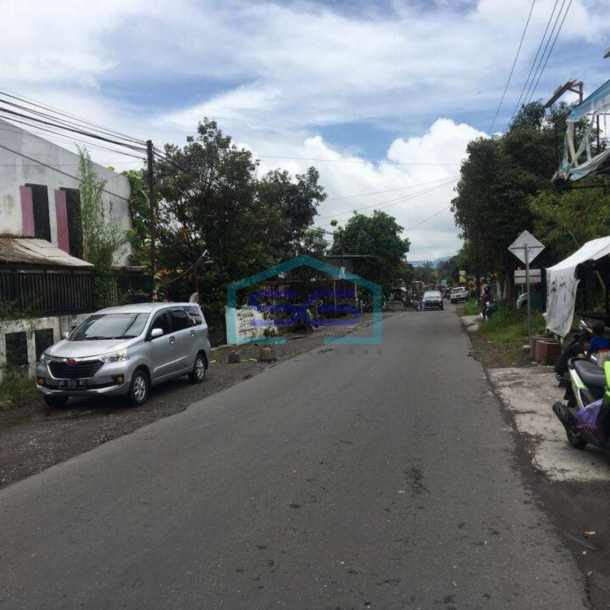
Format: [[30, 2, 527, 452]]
[[409, 256, 453, 269]]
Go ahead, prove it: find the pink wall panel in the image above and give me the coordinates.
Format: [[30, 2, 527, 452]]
[[20, 186, 35, 236], [54, 190, 70, 253]]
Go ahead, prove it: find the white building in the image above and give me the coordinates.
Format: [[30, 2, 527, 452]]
[[0, 117, 132, 264]]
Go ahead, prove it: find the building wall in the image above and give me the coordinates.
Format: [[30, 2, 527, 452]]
[[0, 119, 132, 264], [0, 313, 92, 382]]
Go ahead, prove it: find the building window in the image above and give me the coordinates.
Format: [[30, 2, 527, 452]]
[[25, 184, 51, 242], [35, 329, 55, 362], [61, 188, 82, 258], [5, 332, 28, 367]]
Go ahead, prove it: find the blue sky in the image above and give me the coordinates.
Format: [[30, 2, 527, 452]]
[[3, 0, 610, 259]]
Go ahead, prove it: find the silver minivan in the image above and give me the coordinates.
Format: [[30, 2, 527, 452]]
[[36, 303, 211, 407]]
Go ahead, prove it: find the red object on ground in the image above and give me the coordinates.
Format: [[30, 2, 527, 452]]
[[535, 340, 560, 363]]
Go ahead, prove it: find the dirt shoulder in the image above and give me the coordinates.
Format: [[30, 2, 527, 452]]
[[0, 311, 395, 490]]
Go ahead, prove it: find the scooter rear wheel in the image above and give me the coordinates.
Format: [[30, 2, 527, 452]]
[[565, 425, 588, 449]]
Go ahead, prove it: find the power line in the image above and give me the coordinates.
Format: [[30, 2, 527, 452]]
[[510, 0, 561, 124], [527, 0, 574, 103], [325, 177, 459, 202], [404, 207, 451, 231], [0, 88, 146, 145], [0, 106, 148, 153], [0, 142, 130, 202], [0, 96, 144, 148], [523, 0, 567, 105], [318, 177, 458, 220], [256, 154, 460, 166], [0, 119, 147, 161], [0, 160, 139, 167], [488, 0, 537, 134]]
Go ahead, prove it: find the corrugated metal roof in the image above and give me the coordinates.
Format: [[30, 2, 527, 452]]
[[0, 238, 93, 268]]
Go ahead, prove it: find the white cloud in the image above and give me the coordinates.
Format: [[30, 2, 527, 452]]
[[1, 0, 609, 259]]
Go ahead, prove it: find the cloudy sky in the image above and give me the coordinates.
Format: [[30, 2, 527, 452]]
[[3, 0, 610, 259]]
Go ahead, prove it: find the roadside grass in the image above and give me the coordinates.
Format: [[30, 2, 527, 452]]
[[464, 299, 479, 315], [0, 370, 38, 410], [473, 305, 546, 367]]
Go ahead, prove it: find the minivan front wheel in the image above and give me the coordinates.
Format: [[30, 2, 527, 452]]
[[43, 395, 68, 409], [189, 353, 206, 384], [128, 369, 149, 407]]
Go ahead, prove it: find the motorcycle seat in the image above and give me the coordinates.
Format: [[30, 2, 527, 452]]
[[573, 359, 607, 389]]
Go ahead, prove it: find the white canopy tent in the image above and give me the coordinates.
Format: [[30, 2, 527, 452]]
[[546, 236, 610, 338]]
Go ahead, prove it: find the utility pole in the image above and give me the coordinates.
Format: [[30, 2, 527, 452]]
[[146, 140, 156, 300], [544, 79, 584, 172]]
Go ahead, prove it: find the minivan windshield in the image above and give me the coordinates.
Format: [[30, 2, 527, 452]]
[[424, 291, 441, 298], [70, 313, 150, 341]]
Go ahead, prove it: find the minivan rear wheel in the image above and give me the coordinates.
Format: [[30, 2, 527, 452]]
[[189, 353, 206, 384], [128, 369, 149, 407]]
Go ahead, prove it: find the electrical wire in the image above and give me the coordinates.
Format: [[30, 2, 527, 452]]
[[509, 0, 560, 124], [523, 0, 567, 105], [404, 206, 451, 231], [0, 142, 130, 202], [0, 106, 147, 153], [0, 160, 139, 167], [255, 154, 460, 166], [324, 176, 460, 202], [527, 0, 574, 103], [318, 178, 458, 221], [488, 0, 537, 134], [0, 96, 144, 148], [0, 87, 146, 145], [0, 119, 147, 161]]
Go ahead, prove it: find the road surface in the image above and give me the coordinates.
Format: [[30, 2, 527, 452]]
[[0, 309, 588, 609]]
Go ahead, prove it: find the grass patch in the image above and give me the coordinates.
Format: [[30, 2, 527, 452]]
[[464, 299, 479, 315], [0, 370, 38, 410], [472, 304, 546, 367], [478, 306, 545, 344]]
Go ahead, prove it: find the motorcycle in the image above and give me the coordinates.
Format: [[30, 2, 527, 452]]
[[482, 300, 497, 320], [552, 357, 610, 463]]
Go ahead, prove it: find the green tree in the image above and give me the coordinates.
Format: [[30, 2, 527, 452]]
[[530, 182, 610, 262], [123, 168, 152, 267], [329, 211, 410, 293], [436, 256, 460, 285], [78, 148, 127, 269], [412, 262, 437, 284], [257, 167, 326, 260], [152, 119, 325, 301], [452, 102, 561, 289]]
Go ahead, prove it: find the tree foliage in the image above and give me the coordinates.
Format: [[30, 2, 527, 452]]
[[148, 119, 326, 301], [412, 262, 437, 284], [436, 256, 460, 284], [330, 211, 410, 293], [123, 168, 151, 267], [78, 148, 127, 270], [530, 183, 610, 262]]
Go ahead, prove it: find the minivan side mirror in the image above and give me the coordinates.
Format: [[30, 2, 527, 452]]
[[61, 332, 69, 340], [150, 327, 164, 339]]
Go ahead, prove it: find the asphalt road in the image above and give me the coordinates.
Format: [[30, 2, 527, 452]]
[[0, 308, 589, 609]]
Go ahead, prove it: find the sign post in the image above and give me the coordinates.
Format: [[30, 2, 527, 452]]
[[508, 231, 545, 348]]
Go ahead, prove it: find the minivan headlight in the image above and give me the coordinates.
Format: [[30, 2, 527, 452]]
[[40, 352, 51, 365], [99, 349, 129, 363]]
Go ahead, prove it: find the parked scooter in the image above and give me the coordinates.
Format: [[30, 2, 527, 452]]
[[552, 358, 610, 463]]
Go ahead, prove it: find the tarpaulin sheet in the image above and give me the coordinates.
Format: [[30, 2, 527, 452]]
[[546, 237, 610, 338]]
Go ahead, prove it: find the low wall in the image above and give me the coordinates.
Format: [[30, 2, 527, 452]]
[[0, 313, 91, 382]]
